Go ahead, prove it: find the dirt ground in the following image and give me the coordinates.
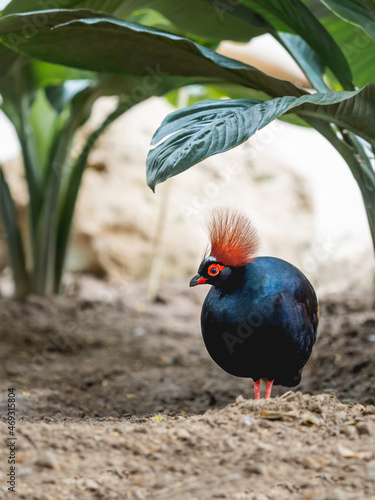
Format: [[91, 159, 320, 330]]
[[0, 275, 375, 499]]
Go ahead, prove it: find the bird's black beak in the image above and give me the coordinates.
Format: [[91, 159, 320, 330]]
[[189, 273, 206, 287]]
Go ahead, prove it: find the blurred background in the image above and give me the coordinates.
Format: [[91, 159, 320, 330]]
[[1, 11, 375, 497], [1, 35, 374, 297]]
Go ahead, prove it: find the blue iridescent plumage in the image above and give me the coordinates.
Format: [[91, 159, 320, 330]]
[[200, 257, 318, 387], [190, 208, 318, 398]]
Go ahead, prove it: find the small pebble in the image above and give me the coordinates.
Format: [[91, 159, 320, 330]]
[[243, 417, 254, 427], [86, 479, 99, 490], [244, 464, 264, 475], [253, 494, 269, 500], [341, 426, 357, 439], [35, 452, 57, 469], [176, 428, 191, 439]]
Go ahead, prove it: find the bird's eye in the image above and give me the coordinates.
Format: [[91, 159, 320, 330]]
[[208, 264, 224, 276]]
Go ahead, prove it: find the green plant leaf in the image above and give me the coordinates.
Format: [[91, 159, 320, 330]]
[[0, 42, 23, 82], [0, 167, 29, 296], [278, 33, 329, 91], [146, 85, 375, 189], [237, 0, 353, 89], [0, 10, 308, 99], [31, 60, 96, 88], [0, 63, 44, 236], [54, 101, 133, 292], [320, 0, 375, 41], [203, 1, 331, 92], [1, 0, 117, 14], [2, 0, 265, 41], [45, 80, 92, 113], [28, 88, 65, 176], [165, 83, 271, 107], [322, 16, 375, 87], [310, 120, 375, 248], [30, 69, 118, 294], [166, 83, 309, 127]]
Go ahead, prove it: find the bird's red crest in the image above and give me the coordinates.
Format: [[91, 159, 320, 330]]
[[206, 207, 260, 267]]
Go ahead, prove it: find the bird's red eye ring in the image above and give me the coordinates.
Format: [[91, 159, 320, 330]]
[[208, 264, 225, 277]]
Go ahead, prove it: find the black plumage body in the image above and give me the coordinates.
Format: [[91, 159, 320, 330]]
[[201, 257, 318, 387]]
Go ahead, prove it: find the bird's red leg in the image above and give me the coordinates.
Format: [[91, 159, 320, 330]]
[[254, 379, 261, 399], [265, 379, 274, 399]]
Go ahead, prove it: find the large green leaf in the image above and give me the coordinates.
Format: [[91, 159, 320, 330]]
[[0, 10, 307, 99], [1, 0, 114, 13], [146, 85, 375, 189], [0, 62, 44, 235], [28, 89, 66, 176], [0, 167, 29, 296], [277, 33, 328, 91], [304, 116, 375, 248], [322, 16, 375, 87], [2, 0, 265, 41], [320, 0, 375, 41], [305, 0, 332, 18], [237, 0, 353, 89], [31, 60, 96, 88], [203, 1, 331, 92], [0, 42, 22, 81], [45, 80, 92, 113], [165, 83, 308, 127], [31, 84, 99, 294], [166, 83, 270, 108], [204, 1, 331, 92]]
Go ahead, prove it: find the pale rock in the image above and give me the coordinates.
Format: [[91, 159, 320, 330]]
[[35, 452, 57, 469], [86, 479, 99, 490]]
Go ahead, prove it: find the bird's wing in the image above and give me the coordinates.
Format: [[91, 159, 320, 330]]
[[292, 276, 319, 342]]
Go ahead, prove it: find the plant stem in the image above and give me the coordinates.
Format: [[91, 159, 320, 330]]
[[31, 112, 77, 295], [54, 99, 134, 293], [147, 179, 172, 301], [0, 166, 30, 296], [308, 119, 375, 251], [146, 87, 189, 301]]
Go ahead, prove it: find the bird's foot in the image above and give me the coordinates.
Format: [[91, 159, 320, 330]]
[[254, 379, 261, 399], [265, 379, 274, 399], [253, 379, 274, 399]]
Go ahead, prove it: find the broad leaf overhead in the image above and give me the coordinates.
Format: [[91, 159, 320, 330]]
[[146, 85, 375, 190], [2, 0, 266, 41], [0, 10, 307, 98]]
